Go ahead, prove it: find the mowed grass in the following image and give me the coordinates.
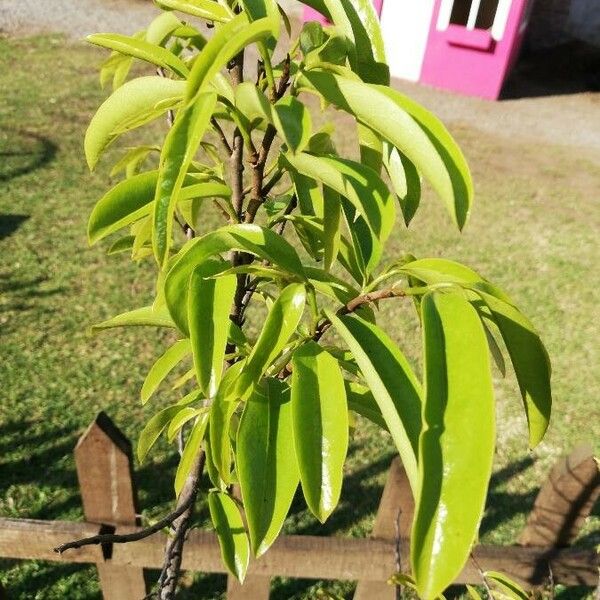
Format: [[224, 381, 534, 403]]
[[0, 34, 598, 599]]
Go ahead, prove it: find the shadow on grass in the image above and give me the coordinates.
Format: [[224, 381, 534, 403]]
[[0, 130, 57, 183]]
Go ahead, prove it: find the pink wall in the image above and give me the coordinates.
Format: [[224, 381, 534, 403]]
[[420, 0, 533, 99]]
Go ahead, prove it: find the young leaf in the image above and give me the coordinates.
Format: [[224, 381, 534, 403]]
[[412, 292, 495, 600], [167, 406, 203, 441], [273, 96, 312, 154], [85, 76, 185, 169], [157, 0, 233, 22], [234, 283, 306, 399], [485, 571, 530, 600], [322, 186, 341, 270], [383, 144, 421, 226], [327, 311, 422, 493], [208, 491, 250, 583], [291, 342, 348, 522], [87, 33, 189, 78], [152, 91, 217, 266], [165, 224, 306, 333], [188, 265, 236, 398], [141, 338, 191, 405], [88, 171, 157, 244], [175, 411, 210, 495], [237, 379, 299, 556], [145, 11, 183, 45], [92, 305, 175, 331]]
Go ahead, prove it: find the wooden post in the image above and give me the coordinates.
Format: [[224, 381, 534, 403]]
[[353, 457, 414, 600], [75, 412, 147, 599], [519, 444, 600, 547], [226, 485, 271, 599]]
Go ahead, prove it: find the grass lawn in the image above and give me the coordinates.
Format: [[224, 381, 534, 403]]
[[0, 34, 598, 599]]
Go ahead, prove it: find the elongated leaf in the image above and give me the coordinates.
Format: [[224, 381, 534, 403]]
[[85, 76, 185, 169], [284, 153, 395, 272], [167, 406, 203, 441], [141, 338, 191, 404], [274, 96, 312, 154], [479, 292, 551, 447], [291, 342, 347, 522], [88, 33, 189, 77], [327, 311, 421, 493], [153, 91, 217, 265], [237, 379, 299, 556], [175, 411, 210, 494], [88, 171, 157, 244], [165, 224, 306, 333], [322, 186, 341, 270], [383, 144, 421, 226], [92, 304, 175, 331], [137, 390, 201, 462], [145, 11, 183, 45], [158, 0, 233, 22], [412, 292, 495, 599], [234, 283, 306, 399], [189, 266, 236, 398], [485, 571, 529, 600], [209, 491, 250, 582], [297, 71, 471, 229], [186, 11, 278, 100]]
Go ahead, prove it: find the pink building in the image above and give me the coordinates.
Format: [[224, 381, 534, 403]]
[[303, 0, 535, 100]]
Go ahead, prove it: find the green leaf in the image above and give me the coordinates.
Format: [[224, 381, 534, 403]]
[[485, 571, 529, 600], [479, 293, 551, 448], [273, 96, 312, 154], [327, 311, 421, 493], [87, 33, 189, 78], [209, 491, 250, 582], [88, 171, 157, 245], [167, 406, 203, 441], [141, 338, 191, 405], [107, 235, 136, 255], [283, 153, 395, 272], [322, 186, 341, 270], [297, 71, 471, 229], [237, 379, 299, 556], [188, 265, 236, 398], [412, 292, 495, 600], [175, 411, 210, 495], [92, 305, 175, 331], [110, 145, 157, 178], [383, 144, 421, 226], [137, 390, 201, 462], [344, 381, 387, 430], [291, 342, 348, 522], [85, 76, 185, 169], [165, 224, 306, 333], [145, 11, 183, 45], [209, 361, 245, 485], [157, 0, 233, 22], [234, 283, 306, 399], [186, 10, 279, 100], [153, 91, 217, 266]]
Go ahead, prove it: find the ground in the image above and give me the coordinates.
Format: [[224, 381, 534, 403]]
[[0, 2, 599, 599]]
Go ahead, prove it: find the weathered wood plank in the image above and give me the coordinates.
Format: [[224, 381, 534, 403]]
[[354, 458, 414, 600], [519, 444, 600, 547], [0, 518, 596, 587], [75, 412, 147, 599]]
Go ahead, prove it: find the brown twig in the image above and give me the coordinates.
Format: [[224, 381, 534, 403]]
[[211, 117, 232, 155]]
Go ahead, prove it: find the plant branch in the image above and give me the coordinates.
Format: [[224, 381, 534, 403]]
[[211, 117, 232, 155]]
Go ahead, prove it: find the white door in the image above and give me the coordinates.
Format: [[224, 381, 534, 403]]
[[380, 0, 436, 81]]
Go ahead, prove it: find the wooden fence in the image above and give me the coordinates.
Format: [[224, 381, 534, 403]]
[[0, 412, 598, 599]]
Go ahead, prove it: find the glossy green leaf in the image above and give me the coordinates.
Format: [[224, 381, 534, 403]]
[[152, 91, 217, 266], [145, 11, 183, 45], [88, 171, 157, 245], [157, 0, 233, 22], [322, 186, 341, 270], [297, 71, 471, 229], [141, 338, 191, 405], [137, 390, 201, 462], [291, 342, 348, 522], [188, 265, 236, 398], [107, 235, 135, 255], [85, 76, 185, 169], [186, 11, 279, 101], [109, 145, 157, 178], [92, 304, 175, 331], [284, 152, 395, 272], [412, 292, 495, 599], [485, 571, 529, 600], [273, 96, 312, 154], [167, 406, 203, 441], [87, 33, 189, 77], [165, 224, 306, 333], [175, 410, 210, 495], [327, 311, 422, 493], [234, 283, 306, 399], [208, 491, 250, 583], [237, 379, 299, 556], [479, 292, 551, 447]]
